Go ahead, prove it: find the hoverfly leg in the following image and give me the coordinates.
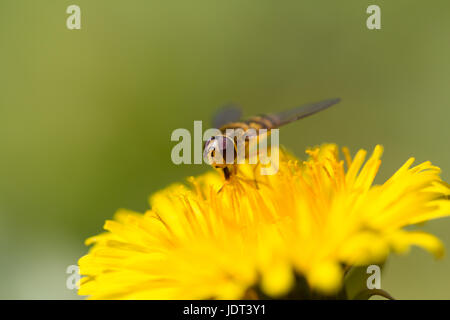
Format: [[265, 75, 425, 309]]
[[252, 162, 260, 189], [218, 167, 232, 194], [223, 167, 232, 180], [217, 184, 225, 194], [232, 164, 238, 177]]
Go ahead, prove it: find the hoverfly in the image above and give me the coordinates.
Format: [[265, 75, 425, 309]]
[[203, 98, 340, 182]]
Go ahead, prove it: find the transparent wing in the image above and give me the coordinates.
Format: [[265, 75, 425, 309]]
[[212, 104, 242, 128], [265, 98, 340, 128]]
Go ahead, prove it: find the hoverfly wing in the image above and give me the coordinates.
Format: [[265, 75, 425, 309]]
[[263, 98, 340, 128], [212, 104, 242, 129]]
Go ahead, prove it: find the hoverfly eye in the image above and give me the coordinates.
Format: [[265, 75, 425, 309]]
[[203, 137, 219, 165], [216, 136, 235, 164], [203, 136, 234, 165]]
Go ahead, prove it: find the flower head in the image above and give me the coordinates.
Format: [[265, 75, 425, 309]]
[[78, 144, 450, 299]]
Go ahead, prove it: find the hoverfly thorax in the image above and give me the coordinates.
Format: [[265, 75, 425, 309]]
[[203, 135, 236, 168]]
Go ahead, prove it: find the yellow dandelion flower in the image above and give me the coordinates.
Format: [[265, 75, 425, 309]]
[[78, 144, 450, 299]]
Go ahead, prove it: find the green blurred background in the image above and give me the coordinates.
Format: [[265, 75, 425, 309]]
[[0, 0, 449, 299]]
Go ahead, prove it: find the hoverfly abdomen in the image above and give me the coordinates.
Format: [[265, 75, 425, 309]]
[[245, 116, 277, 130]]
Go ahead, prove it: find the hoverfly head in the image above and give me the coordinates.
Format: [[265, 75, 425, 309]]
[[203, 135, 235, 168]]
